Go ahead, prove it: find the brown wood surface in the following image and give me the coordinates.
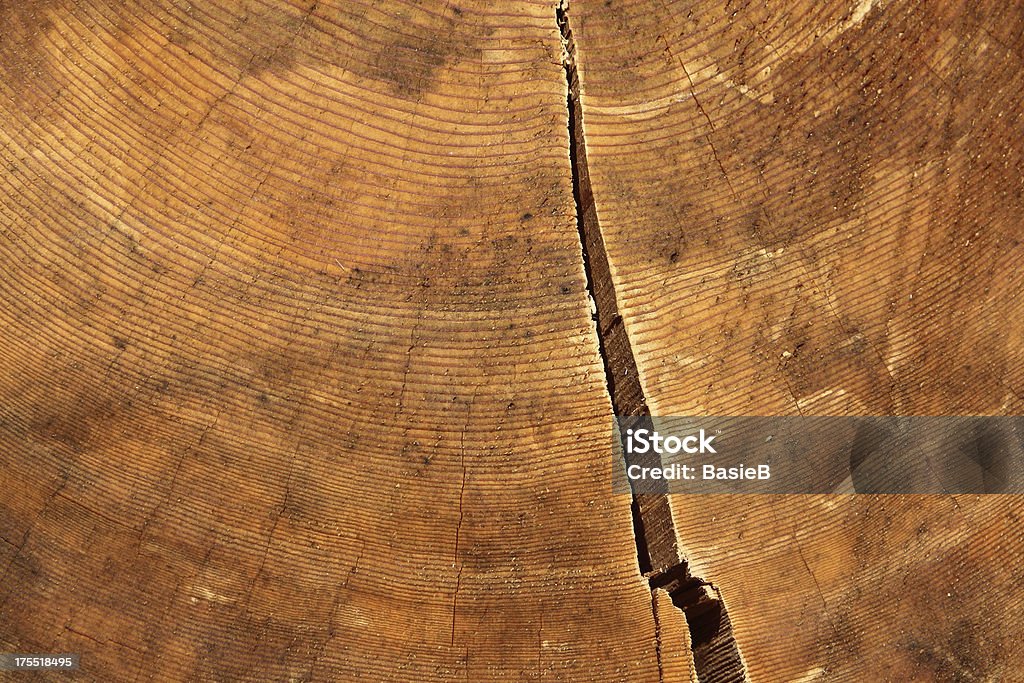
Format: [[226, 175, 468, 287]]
[[0, 1, 671, 680], [572, 0, 1024, 680], [2, 0, 1023, 681]]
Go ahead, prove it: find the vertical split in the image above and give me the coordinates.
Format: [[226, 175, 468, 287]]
[[557, 4, 748, 681]]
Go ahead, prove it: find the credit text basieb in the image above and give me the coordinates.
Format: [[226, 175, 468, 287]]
[[623, 427, 770, 481]]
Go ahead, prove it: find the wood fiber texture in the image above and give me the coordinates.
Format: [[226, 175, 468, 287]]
[[571, 0, 1024, 680], [0, 1, 666, 680], [2, 0, 1023, 681]]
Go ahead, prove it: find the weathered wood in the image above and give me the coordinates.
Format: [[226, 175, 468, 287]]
[[4, 0, 1023, 680], [0, 1, 672, 680], [572, 0, 1024, 680]]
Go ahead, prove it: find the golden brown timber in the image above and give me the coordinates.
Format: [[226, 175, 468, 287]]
[[0, 1, 668, 679], [572, 0, 1024, 680], [1, 0, 1023, 681]]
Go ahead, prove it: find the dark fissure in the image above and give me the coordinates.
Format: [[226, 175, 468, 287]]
[[558, 4, 748, 681]]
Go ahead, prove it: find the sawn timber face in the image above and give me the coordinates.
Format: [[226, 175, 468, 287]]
[[571, 0, 1024, 681], [0, 1, 669, 680]]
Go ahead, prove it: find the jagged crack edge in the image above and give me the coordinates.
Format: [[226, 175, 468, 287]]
[[557, 5, 749, 682]]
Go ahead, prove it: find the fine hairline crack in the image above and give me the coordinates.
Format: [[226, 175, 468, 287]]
[[557, 4, 748, 681]]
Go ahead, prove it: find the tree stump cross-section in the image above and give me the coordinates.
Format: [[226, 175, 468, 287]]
[[2, 0, 1024, 681]]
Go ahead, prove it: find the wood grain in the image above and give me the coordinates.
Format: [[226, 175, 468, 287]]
[[0, 1, 671, 680], [572, 0, 1024, 680], [4, 0, 1023, 680]]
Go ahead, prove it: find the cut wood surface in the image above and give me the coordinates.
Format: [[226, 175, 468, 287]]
[[3, 0, 1024, 681], [0, 1, 671, 680], [572, 0, 1024, 680]]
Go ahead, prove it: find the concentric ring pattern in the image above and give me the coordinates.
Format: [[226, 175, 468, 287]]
[[0, 1, 665, 679]]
